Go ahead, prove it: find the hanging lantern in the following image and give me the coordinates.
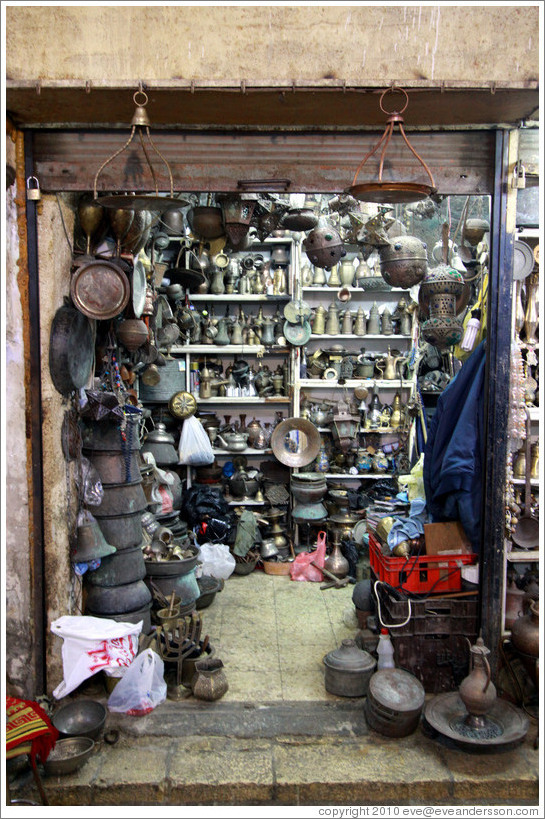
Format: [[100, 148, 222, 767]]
[[419, 265, 465, 349], [346, 87, 437, 204], [93, 88, 188, 212]]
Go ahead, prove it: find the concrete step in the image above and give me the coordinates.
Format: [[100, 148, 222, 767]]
[[8, 700, 540, 808]]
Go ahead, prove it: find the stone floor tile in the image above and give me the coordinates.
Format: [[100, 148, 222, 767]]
[[222, 669, 283, 701]]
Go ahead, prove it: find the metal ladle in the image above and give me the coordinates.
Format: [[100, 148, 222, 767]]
[[511, 409, 539, 550]]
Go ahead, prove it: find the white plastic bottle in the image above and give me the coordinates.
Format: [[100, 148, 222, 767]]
[[377, 628, 395, 669]]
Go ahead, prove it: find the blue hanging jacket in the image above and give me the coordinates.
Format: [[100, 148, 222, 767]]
[[423, 341, 486, 553]]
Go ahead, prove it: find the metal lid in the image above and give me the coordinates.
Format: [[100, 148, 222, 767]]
[[323, 639, 376, 674], [368, 668, 425, 713]]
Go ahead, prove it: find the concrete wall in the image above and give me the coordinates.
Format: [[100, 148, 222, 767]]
[[5, 4, 539, 85], [5, 139, 35, 698]]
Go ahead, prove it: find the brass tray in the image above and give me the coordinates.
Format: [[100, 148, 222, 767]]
[[70, 260, 130, 320]]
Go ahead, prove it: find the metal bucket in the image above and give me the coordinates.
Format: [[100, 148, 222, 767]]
[[139, 359, 186, 403], [86, 545, 146, 587], [84, 579, 152, 615], [90, 603, 152, 635], [144, 566, 200, 606], [95, 511, 144, 550], [85, 451, 142, 486], [93, 482, 147, 517], [81, 417, 141, 452], [364, 668, 425, 737]]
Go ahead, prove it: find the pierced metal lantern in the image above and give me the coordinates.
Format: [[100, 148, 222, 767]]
[[303, 218, 346, 270], [419, 265, 465, 349], [332, 399, 360, 453], [378, 235, 428, 289]]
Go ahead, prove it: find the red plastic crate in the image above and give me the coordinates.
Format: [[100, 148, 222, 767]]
[[368, 533, 476, 595]]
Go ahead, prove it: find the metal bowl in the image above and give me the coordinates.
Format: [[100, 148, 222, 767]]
[[44, 737, 95, 776], [52, 699, 107, 741], [270, 417, 321, 468]]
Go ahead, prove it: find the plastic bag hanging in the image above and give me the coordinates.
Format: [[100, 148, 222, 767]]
[[178, 414, 215, 466]]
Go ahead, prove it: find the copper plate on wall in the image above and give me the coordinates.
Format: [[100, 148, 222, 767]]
[[71, 260, 131, 320]]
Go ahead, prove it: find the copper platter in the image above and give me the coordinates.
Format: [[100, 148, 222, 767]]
[[70, 259, 131, 320], [347, 182, 436, 205], [270, 417, 321, 468]]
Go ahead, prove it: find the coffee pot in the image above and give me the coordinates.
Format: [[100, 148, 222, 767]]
[[376, 347, 406, 381], [381, 307, 393, 335], [312, 266, 327, 286], [341, 309, 353, 335], [256, 316, 276, 346]]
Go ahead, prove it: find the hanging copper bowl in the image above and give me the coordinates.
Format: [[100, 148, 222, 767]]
[[70, 259, 131, 320], [282, 208, 318, 232], [349, 182, 436, 205], [49, 303, 95, 396]]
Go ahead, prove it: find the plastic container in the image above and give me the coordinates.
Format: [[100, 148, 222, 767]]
[[368, 533, 476, 595], [373, 583, 479, 693], [377, 628, 395, 669]]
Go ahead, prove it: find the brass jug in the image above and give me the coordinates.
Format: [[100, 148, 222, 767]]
[[458, 636, 496, 724], [381, 307, 393, 336], [312, 266, 327, 286], [325, 303, 341, 335], [376, 347, 405, 381], [328, 264, 341, 288], [389, 392, 403, 429], [367, 302, 381, 335], [341, 309, 353, 335], [353, 307, 367, 336], [312, 304, 327, 335]]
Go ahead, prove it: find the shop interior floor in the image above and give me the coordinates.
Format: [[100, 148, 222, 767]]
[[200, 569, 356, 702], [7, 571, 540, 808]]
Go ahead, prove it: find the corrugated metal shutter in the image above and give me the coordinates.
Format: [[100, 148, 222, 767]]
[[32, 130, 495, 194]]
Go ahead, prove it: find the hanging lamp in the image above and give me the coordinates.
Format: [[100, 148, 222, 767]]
[[346, 87, 437, 204], [93, 88, 188, 211]]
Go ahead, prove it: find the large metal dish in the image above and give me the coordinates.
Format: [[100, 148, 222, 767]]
[[270, 417, 321, 468], [70, 259, 131, 320], [52, 699, 107, 741], [49, 303, 95, 396], [348, 182, 436, 204], [44, 737, 95, 776]]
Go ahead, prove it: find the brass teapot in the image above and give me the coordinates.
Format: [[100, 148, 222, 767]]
[[458, 636, 496, 727]]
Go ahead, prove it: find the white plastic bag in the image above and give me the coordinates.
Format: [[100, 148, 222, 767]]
[[50, 615, 142, 699], [197, 542, 236, 580], [178, 415, 214, 466], [107, 649, 167, 716]]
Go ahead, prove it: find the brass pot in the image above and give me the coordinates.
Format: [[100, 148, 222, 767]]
[[323, 639, 376, 697]]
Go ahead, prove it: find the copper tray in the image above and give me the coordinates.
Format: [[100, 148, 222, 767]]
[[71, 260, 130, 320], [347, 182, 436, 204]]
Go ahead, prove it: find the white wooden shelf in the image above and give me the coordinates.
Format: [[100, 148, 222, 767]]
[[505, 550, 540, 562], [226, 499, 266, 506], [308, 334, 411, 340], [168, 344, 289, 354], [511, 478, 540, 488], [299, 379, 413, 388], [308, 472, 394, 480], [197, 396, 290, 404], [189, 294, 290, 302], [212, 448, 272, 456], [302, 286, 406, 294]]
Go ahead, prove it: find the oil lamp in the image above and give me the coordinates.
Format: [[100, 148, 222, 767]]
[[332, 398, 360, 454]]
